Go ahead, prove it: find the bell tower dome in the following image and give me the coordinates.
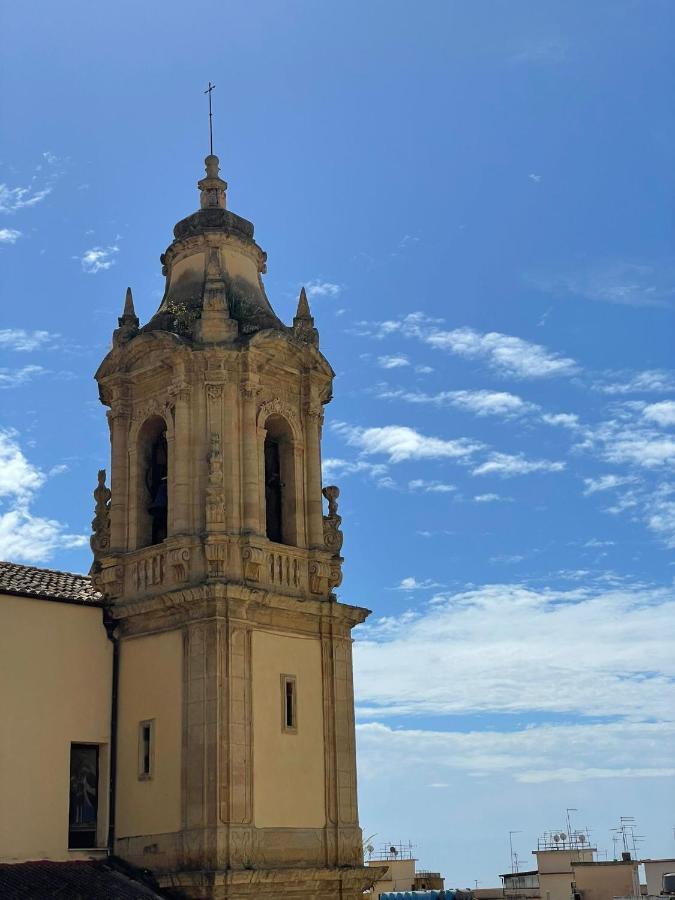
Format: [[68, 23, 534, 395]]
[[91, 155, 383, 900]]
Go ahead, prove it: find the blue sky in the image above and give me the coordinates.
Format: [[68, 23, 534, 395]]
[[1, 0, 674, 886]]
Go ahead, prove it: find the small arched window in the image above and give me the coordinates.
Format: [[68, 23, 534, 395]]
[[137, 416, 168, 548], [264, 415, 297, 546]]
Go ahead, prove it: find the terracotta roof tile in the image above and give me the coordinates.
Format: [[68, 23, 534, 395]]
[[0, 860, 169, 899], [0, 560, 103, 605]]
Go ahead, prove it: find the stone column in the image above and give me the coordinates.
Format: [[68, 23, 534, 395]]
[[172, 388, 191, 535], [108, 401, 130, 551], [305, 406, 325, 549], [241, 384, 260, 535]]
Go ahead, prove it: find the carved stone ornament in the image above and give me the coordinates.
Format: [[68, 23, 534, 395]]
[[206, 382, 224, 401], [90, 469, 111, 558], [322, 485, 344, 556], [257, 397, 299, 430], [131, 396, 174, 425], [204, 539, 227, 577], [309, 558, 332, 595], [241, 545, 264, 582], [205, 432, 226, 527], [169, 547, 190, 582]]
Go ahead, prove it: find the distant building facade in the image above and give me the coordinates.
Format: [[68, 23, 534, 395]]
[[367, 845, 445, 899]]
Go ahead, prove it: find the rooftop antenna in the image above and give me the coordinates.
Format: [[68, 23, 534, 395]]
[[204, 81, 216, 156], [566, 808, 578, 839], [509, 830, 522, 874]]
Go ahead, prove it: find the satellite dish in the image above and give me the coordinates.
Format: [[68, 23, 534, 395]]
[[560, 833, 567, 841], [553, 834, 560, 843], [578, 835, 586, 844], [366, 844, 375, 857], [390, 846, 398, 856]]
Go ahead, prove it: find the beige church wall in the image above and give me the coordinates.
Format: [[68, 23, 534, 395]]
[[0, 594, 112, 861], [251, 629, 326, 828], [116, 629, 182, 838]]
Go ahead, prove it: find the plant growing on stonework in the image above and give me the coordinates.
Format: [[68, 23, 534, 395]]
[[164, 298, 201, 336]]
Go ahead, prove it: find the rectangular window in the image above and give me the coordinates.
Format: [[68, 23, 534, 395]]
[[138, 719, 155, 779], [281, 675, 297, 732], [68, 744, 99, 849]]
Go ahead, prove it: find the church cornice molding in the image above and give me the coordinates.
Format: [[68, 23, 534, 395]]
[[109, 577, 368, 638]]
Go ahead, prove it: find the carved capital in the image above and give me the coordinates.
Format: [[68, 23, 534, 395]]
[[241, 545, 264, 582], [204, 539, 227, 577], [168, 547, 190, 583], [240, 382, 261, 402], [206, 382, 224, 401]]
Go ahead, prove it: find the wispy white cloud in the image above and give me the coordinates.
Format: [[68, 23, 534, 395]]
[[643, 400, 675, 428], [332, 422, 482, 464], [377, 355, 410, 369], [408, 479, 456, 493], [393, 576, 443, 591], [355, 581, 675, 722], [490, 553, 525, 565], [644, 485, 675, 548], [597, 369, 675, 395], [357, 720, 675, 785], [0, 228, 22, 244], [378, 386, 535, 418], [321, 456, 393, 488], [357, 313, 578, 379], [0, 152, 64, 216], [473, 493, 511, 503], [472, 452, 565, 478], [541, 412, 580, 429], [305, 279, 342, 299], [0, 508, 88, 563], [532, 261, 675, 308], [0, 364, 48, 389], [0, 430, 46, 499], [0, 184, 52, 213], [0, 329, 59, 352], [0, 430, 86, 562], [583, 474, 638, 496], [78, 244, 119, 274], [589, 421, 675, 469]]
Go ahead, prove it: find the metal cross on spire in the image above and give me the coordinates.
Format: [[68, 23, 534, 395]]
[[204, 81, 216, 156]]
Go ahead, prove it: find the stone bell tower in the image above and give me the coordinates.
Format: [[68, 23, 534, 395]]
[[92, 155, 384, 899]]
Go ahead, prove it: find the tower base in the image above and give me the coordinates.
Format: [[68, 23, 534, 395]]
[[157, 865, 387, 900]]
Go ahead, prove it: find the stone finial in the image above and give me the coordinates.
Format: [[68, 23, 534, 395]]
[[322, 484, 343, 556], [296, 286, 311, 318], [198, 154, 228, 210], [113, 287, 140, 346], [90, 469, 111, 562], [293, 286, 319, 347]]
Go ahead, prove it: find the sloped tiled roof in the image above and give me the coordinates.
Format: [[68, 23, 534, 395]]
[[0, 561, 103, 605], [0, 859, 170, 899]]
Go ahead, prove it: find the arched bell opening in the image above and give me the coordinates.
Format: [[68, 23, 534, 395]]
[[136, 416, 169, 548], [263, 414, 298, 546]]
